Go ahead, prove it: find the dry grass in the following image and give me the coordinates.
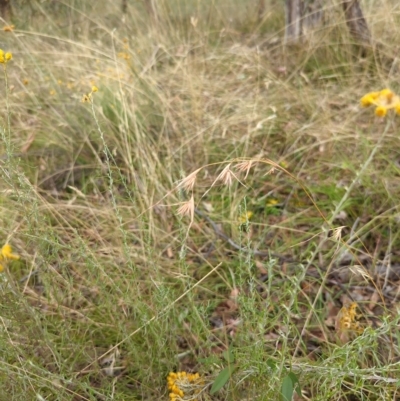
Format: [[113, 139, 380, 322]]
[[1, 0, 400, 400]]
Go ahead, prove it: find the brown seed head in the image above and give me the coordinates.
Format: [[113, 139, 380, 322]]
[[178, 168, 201, 192], [235, 160, 254, 179]]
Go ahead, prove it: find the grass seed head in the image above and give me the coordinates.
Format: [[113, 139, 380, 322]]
[[235, 160, 254, 179], [332, 226, 345, 241], [217, 163, 235, 187], [177, 195, 195, 223], [178, 168, 201, 192]]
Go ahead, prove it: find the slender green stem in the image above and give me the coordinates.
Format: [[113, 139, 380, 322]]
[[328, 119, 392, 224], [293, 118, 392, 357]]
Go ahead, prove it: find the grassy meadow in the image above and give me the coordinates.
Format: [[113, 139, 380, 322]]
[[2, 0, 400, 399]]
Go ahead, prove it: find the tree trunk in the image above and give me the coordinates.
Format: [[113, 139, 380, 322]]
[[342, 0, 371, 44], [284, 0, 324, 43], [302, 0, 324, 33], [284, 0, 303, 43], [122, 0, 127, 14], [285, 0, 370, 46], [257, 0, 265, 22], [0, 0, 12, 20]]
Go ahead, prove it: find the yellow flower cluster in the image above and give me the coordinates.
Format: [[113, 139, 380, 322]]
[[0, 244, 20, 272], [360, 88, 400, 117], [81, 86, 99, 103], [238, 211, 253, 224], [0, 49, 12, 64], [2, 25, 14, 32], [167, 371, 202, 400], [117, 52, 130, 60], [335, 302, 364, 334]]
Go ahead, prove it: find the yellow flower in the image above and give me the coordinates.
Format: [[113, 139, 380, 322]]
[[117, 52, 130, 60], [81, 94, 91, 103], [335, 302, 364, 334], [1, 244, 20, 260], [360, 94, 375, 107], [361, 89, 400, 117], [0, 49, 12, 64], [375, 106, 387, 117], [266, 198, 279, 207], [0, 244, 20, 273], [91, 85, 98, 92], [379, 88, 392, 98], [167, 371, 203, 400], [2, 25, 14, 32], [238, 211, 253, 224]]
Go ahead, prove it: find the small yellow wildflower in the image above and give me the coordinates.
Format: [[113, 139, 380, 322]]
[[266, 198, 279, 207], [49, 89, 56, 96], [238, 211, 253, 224], [0, 49, 12, 64], [117, 52, 130, 60], [81, 94, 91, 103], [82, 86, 98, 103], [379, 88, 392, 98], [2, 25, 14, 32], [335, 302, 364, 335], [0, 244, 20, 272], [360, 93, 377, 107], [360, 88, 400, 117], [1, 244, 20, 260], [167, 371, 203, 401], [375, 106, 387, 117]]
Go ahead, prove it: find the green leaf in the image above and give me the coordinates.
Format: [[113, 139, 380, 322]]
[[222, 347, 235, 364], [210, 366, 235, 394], [281, 374, 294, 401], [287, 372, 301, 397], [266, 358, 277, 371], [197, 356, 217, 364]]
